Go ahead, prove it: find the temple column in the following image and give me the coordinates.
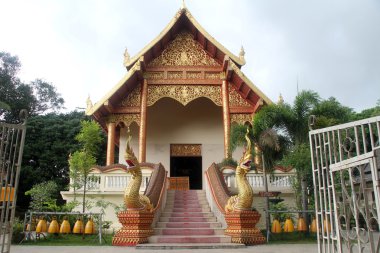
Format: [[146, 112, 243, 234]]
[[106, 122, 116, 165], [139, 79, 148, 162], [222, 79, 231, 158]]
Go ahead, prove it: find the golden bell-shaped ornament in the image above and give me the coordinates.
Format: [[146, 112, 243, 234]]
[[36, 217, 47, 233], [59, 216, 71, 234], [271, 219, 282, 233], [73, 218, 84, 234], [310, 217, 317, 233], [323, 216, 331, 233], [48, 216, 59, 234], [283, 218, 294, 232], [297, 217, 307, 232], [84, 218, 95, 234]]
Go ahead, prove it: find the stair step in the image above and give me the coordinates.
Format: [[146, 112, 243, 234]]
[[161, 212, 213, 217], [154, 228, 225, 235], [156, 222, 222, 228], [165, 207, 211, 212], [148, 235, 232, 244], [136, 243, 245, 249], [159, 216, 217, 222]]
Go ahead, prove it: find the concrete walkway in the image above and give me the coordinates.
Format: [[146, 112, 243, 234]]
[[11, 244, 318, 253]]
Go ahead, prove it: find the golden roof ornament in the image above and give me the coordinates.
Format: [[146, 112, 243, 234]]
[[181, 0, 186, 9], [123, 47, 130, 67], [86, 95, 93, 112], [239, 46, 245, 61], [278, 93, 284, 104]]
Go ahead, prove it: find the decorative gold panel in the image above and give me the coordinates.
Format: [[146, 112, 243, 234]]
[[229, 84, 251, 107], [147, 85, 222, 106], [170, 144, 202, 157], [120, 84, 141, 107], [167, 71, 183, 79], [230, 114, 252, 125], [186, 72, 202, 79], [205, 72, 221, 80], [148, 32, 220, 67], [108, 114, 140, 127], [144, 72, 164, 80]]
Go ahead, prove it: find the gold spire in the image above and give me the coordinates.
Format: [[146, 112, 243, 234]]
[[278, 93, 284, 104], [86, 95, 93, 113], [182, 0, 186, 9], [239, 46, 245, 61], [123, 47, 130, 67]]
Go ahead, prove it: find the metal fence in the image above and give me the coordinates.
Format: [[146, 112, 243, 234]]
[[0, 112, 27, 253], [309, 116, 380, 253]]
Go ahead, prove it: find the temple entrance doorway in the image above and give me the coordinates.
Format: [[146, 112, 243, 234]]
[[170, 144, 202, 190]]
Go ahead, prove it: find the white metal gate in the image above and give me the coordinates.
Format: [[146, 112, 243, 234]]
[[309, 116, 380, 253], [0, 112, 27, 253]]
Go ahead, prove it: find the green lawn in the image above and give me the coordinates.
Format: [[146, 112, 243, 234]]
[[18, 234, 113, 246]]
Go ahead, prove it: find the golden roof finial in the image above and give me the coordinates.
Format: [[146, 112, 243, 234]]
[[239, 46, 245, 61], [278, 93, 284, 104], [123, 47, 130, 67], [86, 95, 93, 112], [182, 0, 186, 9]]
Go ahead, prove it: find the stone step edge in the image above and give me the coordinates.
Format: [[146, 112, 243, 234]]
[[136, 243, 246, 249]]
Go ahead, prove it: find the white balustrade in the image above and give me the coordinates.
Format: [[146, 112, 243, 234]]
[[223, 173, 294, 191]]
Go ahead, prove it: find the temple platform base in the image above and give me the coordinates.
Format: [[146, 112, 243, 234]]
[[112, 210, 154, 246], [224, 210, 266, 245]]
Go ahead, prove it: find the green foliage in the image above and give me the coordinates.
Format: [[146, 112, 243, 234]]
[[19, 111, 92, 211], [69, 120, 103, 213], [0, 52, 64, 122], [12, 217, 24, 244], [270, 202, 293, 222], [25, 181, 58, 211], [0, 101, 10, 111], [76, 120, 103, 157], [313, 97, 354, 128], [218, 157, 238, 167]]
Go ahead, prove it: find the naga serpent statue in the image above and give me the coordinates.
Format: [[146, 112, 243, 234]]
[[123, 130, 153, 212], [225, 128, 254, 213]]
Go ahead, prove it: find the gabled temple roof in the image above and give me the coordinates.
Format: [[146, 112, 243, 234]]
[[86, 6, 273, 127], [124, 7, 246, 70]]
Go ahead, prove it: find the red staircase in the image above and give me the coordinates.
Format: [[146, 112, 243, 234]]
[[148, 190, 232, 244]]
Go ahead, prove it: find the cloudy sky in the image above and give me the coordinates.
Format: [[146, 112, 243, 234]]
[[1, 0, 379, 112]]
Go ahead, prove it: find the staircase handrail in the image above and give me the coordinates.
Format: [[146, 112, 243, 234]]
[[205, 163, 230, 214]]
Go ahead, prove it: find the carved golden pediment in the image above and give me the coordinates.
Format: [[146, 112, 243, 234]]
[[229, 84, 251, 107], [147, 85, 222, 107], [107, 114, 140, 127], [120, 84, 141, 107], [148, 32, 220, 67]]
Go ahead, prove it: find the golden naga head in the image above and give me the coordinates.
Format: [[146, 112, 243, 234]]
[[238, 128, 253, 173], [124, 128, 139, 170]]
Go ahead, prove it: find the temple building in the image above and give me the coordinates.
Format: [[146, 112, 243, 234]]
[[61, 5, 296, 230]]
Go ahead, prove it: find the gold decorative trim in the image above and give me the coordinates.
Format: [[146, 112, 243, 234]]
[[230, 114, 252, 125], [143, 72, 164, 80], [229, 84, 251, 107], [148, 32, 220, 67], [167, 71, 183, 79], [120, 84, 141, 107], [205, 72, 222, 80], [107, 114, 140, 127], [186, 71, 202, 79], [170, 144, 202, 157], [147, 85, 222, 106]]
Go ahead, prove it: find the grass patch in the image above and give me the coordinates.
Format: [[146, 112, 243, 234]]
[[18, 234, 113, 246]]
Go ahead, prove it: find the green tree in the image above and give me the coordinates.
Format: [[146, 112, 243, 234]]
[[0, 51, 64, 122], [69, 120, 102, 213], [25, 181, 58, 211]]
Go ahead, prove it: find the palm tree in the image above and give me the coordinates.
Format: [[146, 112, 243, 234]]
[[0, 101, 10, 111]]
